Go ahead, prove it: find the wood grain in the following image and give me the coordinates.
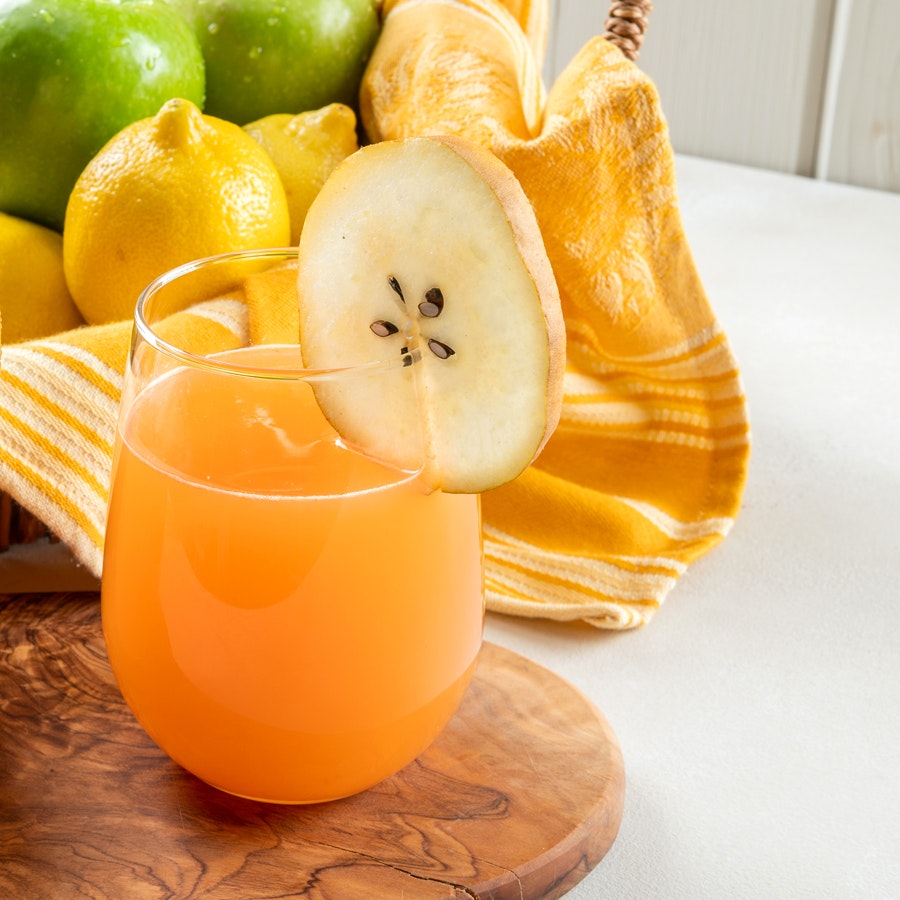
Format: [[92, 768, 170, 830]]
[[0, 592, 624, 899]]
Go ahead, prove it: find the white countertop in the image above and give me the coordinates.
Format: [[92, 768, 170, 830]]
[[484, 155, 900, 898], [2, 155, 898, 898]]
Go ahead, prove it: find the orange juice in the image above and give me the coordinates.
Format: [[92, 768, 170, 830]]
[[102, 345, 484, 803]]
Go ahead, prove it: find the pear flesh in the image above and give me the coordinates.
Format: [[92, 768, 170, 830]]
[[296, 135, 565, 494]]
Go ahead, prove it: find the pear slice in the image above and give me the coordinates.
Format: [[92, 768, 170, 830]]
[[296, 135, 565, 493]]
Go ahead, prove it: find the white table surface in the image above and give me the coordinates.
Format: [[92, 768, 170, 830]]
[[2, 155, 898, 898], [484, 155, 900, 898]]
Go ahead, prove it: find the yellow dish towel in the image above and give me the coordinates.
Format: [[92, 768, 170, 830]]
[[0, 0, 749, 629], [362, 0, 751, 628]]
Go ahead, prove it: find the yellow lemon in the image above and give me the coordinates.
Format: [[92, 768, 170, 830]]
[[244, 104, 359, 244], [0, 212, 84, 344], [63, 98, 291, 325]]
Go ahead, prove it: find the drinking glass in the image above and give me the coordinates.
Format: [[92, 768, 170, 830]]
[[101, 248, 484, 803]]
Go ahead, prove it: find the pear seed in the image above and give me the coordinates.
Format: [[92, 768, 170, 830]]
[[428, 339, 455, 359], [370, 320, 399, 337], [388, 275, 405, 302], [418, 287, 444, 318]]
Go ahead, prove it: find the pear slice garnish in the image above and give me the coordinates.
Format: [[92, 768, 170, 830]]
[[297, 135, 565, 493]]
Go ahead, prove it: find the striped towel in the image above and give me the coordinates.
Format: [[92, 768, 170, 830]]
[[362, 0, 751, 627], [0, 0, 749, 628], [0, 301, 253, 574]]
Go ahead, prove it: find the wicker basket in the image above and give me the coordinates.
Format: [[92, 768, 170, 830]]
[[0, 0, 652, 554], [0, 492, 53, 551], [603, 0, 653, 61]]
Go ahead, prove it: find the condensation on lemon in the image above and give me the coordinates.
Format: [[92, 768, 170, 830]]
[[63, 97, 291, 326], [0, 211, 84, 344], [244, 104, 360, 244]]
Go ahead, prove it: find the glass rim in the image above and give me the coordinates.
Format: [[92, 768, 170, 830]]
[[134, 247, 408, 382]]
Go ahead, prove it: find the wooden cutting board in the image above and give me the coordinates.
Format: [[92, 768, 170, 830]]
[[0, 592, 624, 899]]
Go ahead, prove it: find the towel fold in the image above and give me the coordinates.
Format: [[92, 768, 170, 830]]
[[361, 0, 751, 627], [0, 0, 749, 627]]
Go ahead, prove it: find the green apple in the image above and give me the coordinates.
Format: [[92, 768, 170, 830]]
[[175, 0, 380, 125], [0, 0, 206, 231]]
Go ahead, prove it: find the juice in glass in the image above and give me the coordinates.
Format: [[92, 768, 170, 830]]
[[101, 251, 484, 803]]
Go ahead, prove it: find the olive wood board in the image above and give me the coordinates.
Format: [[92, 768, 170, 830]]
[[0, 591, 625, 899]]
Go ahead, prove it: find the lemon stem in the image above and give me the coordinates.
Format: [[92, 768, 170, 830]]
[[154, 98, 203, 150]]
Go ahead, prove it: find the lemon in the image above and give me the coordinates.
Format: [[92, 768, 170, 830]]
[[63, 98, 291, 325], [244, 104, 359, 244], [0, 212, 84, 344]]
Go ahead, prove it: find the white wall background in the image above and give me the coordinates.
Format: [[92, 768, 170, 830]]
[[546, 0, 900, 193]]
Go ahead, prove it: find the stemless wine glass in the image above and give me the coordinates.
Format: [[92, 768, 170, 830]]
[[101, 248, 484, 804]]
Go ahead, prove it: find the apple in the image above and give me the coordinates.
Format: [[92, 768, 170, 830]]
[[173, 0, 381, 125], [0, 0, 206, 231]]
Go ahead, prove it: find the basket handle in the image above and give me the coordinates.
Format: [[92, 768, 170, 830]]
[[604, 1, 653, 61]]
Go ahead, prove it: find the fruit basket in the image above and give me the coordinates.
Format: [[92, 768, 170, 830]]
[[0, 0, 652, 557]]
